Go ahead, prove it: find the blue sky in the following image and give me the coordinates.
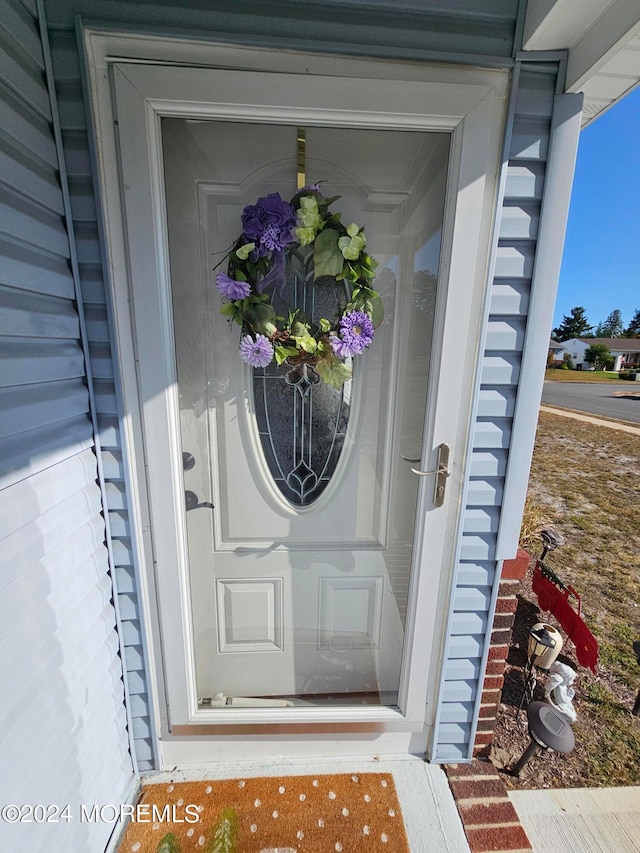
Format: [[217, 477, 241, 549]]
[[554, 85, 640, 332]]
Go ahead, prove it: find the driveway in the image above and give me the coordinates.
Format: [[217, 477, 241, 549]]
[[541, 382, 640, 424]]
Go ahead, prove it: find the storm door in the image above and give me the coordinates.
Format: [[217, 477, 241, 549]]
[[162, 120, 449, 709], [106, 57, 506, 738]]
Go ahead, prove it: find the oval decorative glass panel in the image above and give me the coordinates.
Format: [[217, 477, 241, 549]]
[[253, 245, 352, 506]]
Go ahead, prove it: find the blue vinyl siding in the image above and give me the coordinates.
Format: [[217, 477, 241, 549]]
[[0, 0, 135, 848], [46, 20, 157, 772], [431, 62, 560, 761], [45, 0, 520, 65]]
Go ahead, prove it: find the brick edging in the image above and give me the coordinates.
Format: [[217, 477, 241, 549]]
[[444, 760, 533, 852], [473, 549, 532, 758]]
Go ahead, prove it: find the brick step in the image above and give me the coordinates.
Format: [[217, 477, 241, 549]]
[[445, 760, 533, 852]]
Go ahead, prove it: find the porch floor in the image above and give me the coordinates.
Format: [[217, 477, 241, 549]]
[[142, 756, 471, 852]]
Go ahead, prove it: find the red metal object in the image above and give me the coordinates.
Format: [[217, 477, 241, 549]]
[[532, 562, 599, 673]]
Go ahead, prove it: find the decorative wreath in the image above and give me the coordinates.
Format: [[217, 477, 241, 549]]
[[215, 185, 382, 387]]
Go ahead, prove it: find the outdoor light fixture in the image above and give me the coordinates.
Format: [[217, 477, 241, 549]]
[[511, 701, 575, 777], [518, 623, 565, 715], [528, 622, 563, 670]]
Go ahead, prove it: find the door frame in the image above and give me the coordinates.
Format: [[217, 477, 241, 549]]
[[84, 30, 508, 761]]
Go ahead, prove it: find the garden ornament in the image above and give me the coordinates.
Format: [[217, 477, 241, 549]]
[[544, 661, 577, 723], [531, 530, 599, 673]]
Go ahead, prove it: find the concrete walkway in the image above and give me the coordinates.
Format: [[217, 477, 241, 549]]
[[509, 787, 640, 853]]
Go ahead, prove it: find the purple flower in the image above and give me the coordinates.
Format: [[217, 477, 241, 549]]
[[239, 334, 274, 368], [216, 272, 250, 301], [329, 336, 357, 359], [335, 310, 375, 356], [241, 193, 297, 256]]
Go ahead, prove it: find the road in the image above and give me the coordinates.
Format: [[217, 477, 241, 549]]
[[541, 381, 640, 424]]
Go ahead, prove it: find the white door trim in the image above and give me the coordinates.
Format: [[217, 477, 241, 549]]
[[83, 30, 508, 764]]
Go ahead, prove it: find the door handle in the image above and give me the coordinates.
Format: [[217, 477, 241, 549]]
[[411, 443, 451, 507], [185, 490, 214, 511]]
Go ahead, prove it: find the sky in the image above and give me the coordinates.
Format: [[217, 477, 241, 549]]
[[554, 84, 640, 332]]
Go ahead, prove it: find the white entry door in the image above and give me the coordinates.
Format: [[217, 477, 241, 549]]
[[105, 55, 506, 737], [162, 119, 449, 708]]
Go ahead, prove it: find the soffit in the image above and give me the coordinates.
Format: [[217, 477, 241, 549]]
[[523, 0, 640, 126]]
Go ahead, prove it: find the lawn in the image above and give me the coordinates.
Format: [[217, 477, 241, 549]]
[[545, 368, 630, 383], [491, 410, 640, 788]]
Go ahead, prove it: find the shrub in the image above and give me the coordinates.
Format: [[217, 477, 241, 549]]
[[584, 343, 614, 371], [519, 495, 550, 554]]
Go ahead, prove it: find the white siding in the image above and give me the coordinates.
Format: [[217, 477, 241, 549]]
[[0, 1, 134, 849]]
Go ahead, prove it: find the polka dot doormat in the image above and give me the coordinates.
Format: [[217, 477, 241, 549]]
[[119, 773, 409, 852]]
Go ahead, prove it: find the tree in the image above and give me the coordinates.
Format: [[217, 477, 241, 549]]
[[623, 308, 640, 337], [552, 306, 593, 341], [584, 343, 614, 371], [598, 309, 624, 338]]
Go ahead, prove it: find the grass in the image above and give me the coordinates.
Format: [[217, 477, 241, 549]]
[[517, 411, 640, 787], [578, 681, 640, 787], [545, 368, 629, 383]]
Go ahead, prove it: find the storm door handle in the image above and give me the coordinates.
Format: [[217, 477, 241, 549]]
[[410, 443, 451, 507]]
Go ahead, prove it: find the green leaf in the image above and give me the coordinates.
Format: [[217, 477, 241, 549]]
[[319, 318, 331, 332], [220, 302, 243, 326], [313, 228, 344, 279], [292, 334, 317, 354], [316, 353, 352, 387], [235, 242, 255, 260], [369, 294, 384, 328], [157, 832, 180, 853], [204, 808, 238, 853], [274, 345, 299, 365], [291, 320, 309, 338], [244, 301, 277, 336]]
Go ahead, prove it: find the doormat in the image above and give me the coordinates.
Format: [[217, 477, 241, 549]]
[[118, 773, 409, 852]]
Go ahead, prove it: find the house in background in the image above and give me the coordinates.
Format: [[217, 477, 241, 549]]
[[548, 337, 568, 365], [2, 1, 640, 850], [563, 337, 640, 370]]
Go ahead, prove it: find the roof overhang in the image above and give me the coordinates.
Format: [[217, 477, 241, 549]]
[[523, 0, 640, 126]]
